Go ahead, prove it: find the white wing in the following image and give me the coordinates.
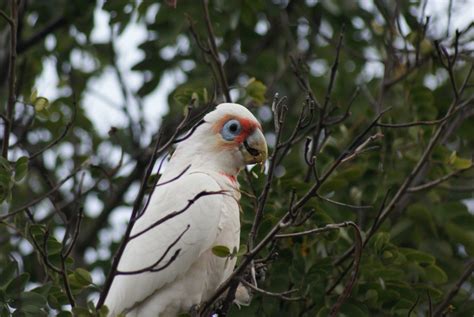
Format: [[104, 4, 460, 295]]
[[104, 171, 224, 315]]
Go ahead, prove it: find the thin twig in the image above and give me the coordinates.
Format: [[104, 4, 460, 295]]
[[433, 260, 474, 317], [29, 97, 77, 160], [116, 225, 190, 275], [407, 166, 473, 192], [1, 1, 18, 159], [317, 194, 372, 210], [341, 133, 383, 163], [129, 191, 226, 240], [202, 0, 231, 102], [240, 278, 303, 301], [0, 163, 88, 221], [329, 222, 362, 317]]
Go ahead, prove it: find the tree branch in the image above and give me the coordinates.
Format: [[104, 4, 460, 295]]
[[1, 0, 18, 159]]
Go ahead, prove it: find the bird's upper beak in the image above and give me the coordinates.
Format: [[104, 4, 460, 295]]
[[241, 129, 268, 164]]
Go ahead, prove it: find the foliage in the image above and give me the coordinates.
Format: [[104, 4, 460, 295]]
[[1, 0, 474, 316]]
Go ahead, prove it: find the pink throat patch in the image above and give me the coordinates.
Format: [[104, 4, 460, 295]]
[[220, 172, 237, 184]]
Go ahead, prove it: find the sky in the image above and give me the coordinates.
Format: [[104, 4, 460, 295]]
[[34, 0, 474, 136]]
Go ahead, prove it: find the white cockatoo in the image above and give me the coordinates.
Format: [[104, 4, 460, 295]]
[[104, 103, 267, 316]]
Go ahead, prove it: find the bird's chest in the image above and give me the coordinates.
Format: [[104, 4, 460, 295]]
[[215, 193, 241, 250]]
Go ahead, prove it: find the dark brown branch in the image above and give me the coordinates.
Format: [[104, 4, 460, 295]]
[[335, 76, 467, 267], [329, 222, 362, 317], [304, 27, 344, 181], [0, 163, 87, 221], [116, 225, 190, 275], [28, 229, 62, 274], [0, 9, 13, 25], [202, 0, 231, 102], [317, 194, 372, 210], [377, 98, 472, 128], [407, 296, 420, 316], [60, 252, 75, 307], [155, 164, 191, 188], [1, 0, 18, 159], [29, 97, 77, 160], [248, 94, 286, 249], [433, 260, 474, 317], [17, 15, 68, 53], [407, 166, 473, 192], [200, 109, 387, 314], [129, 190, 226, 240], [63, 207, 83, 259], [324, 87, 359, 126], [239, 278, 303, 301]]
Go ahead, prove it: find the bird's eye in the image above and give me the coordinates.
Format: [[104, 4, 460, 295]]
[[221, 119, 242, 141]]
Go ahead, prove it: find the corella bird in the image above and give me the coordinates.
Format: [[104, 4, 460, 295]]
[[104, 103, 267, 316]]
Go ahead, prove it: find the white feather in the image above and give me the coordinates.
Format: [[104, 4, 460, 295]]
[[104, 103, 261, 316]]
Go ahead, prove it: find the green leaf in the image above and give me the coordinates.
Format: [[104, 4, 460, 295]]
[[14, 156, 29, 182], [29, 224, 46, 240], [173, 85, 208, 107], [29, 89, 38, 103], [245, 78, 267, 105], [74, 268, 92, 286], [6, 273, 30, 295], [98, 305, 109, 317], [71, 307, 93, 317], [447, 151, 472, 169], [423, 264, 448, 284], [453, 157, 472, 169], [46, 238, 63, 255], [10, 292, 47, 309], [400, 248, 435, 265], [0, 261, 18, 288], [34, 97, 49, 112], [211, 245, 231, 258], [237, 245, 248, 257], [30, 283, 52, 297], [340, 301, 369, 317], [0, 156, 10, 170], [373, 232, 390, 253], [316, 307, 330, 317], [57, 312, 73, 317]]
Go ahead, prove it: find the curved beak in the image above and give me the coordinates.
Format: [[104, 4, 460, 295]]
[[241, 129, 268, 164]]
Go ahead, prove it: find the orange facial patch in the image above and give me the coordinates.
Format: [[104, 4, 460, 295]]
[[213, 115, 261, 144]]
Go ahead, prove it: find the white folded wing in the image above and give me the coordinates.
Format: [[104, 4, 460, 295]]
[[104, 172, 224, 315]]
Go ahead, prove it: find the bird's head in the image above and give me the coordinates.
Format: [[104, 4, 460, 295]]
[[208, 104, 267, 165], [171, 103, 268, 176]]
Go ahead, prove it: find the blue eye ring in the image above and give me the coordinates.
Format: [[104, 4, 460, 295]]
[[221, 119, 242, 141]]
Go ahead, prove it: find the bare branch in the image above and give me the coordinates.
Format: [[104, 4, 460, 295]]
[[201, 0, 231, 102], [116, 225, 190, 275], [407, 166, 473, 192], [433, 260, 474, 317], [329, 222, 362, 317], [317, 194, 372, 210], [129, 190, 227, 240], [1, 0, 18, 159], [341, 132, 383, 163], [275, 221, 354, 239], [0, 9, 13, 25], [239, 279, 303, 301], [155, 164, 191, 188], [0, 163, 88, 221], [29, 97, 77, 160]]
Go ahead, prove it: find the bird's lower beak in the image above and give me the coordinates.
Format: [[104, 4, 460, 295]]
[[241, 129, 268, 164]]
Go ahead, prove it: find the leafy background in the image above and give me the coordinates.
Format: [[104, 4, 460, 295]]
[[0, 0, 473, 316]]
